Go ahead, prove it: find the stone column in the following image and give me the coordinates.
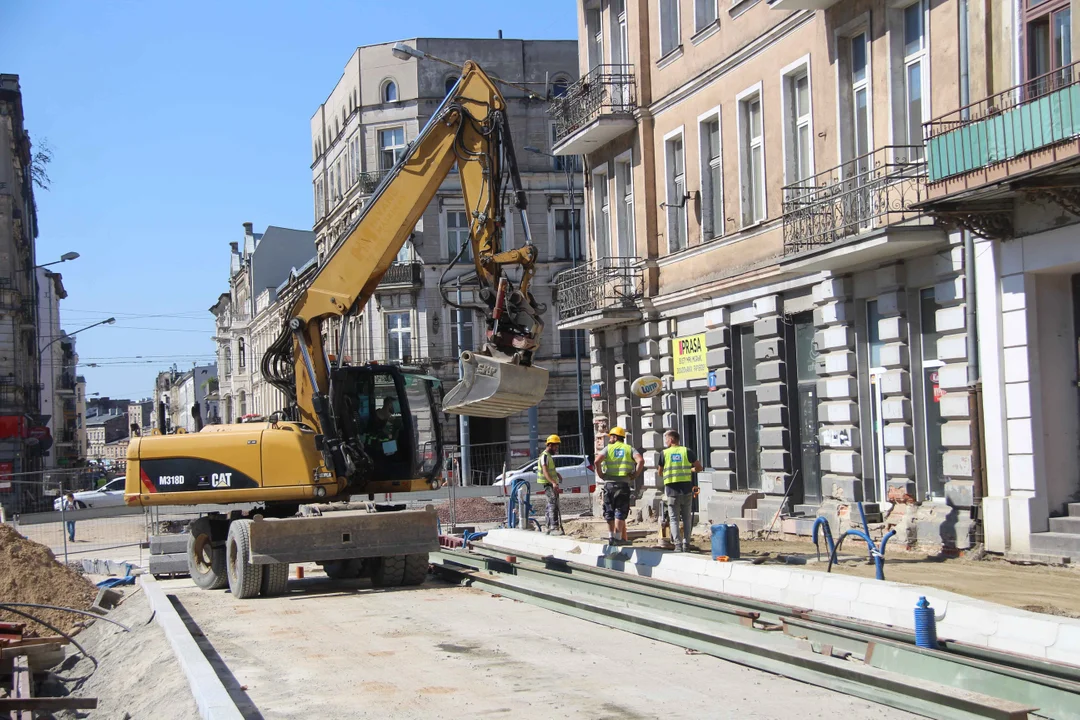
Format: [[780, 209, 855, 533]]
[[875, 264, 916, 503], [753, 296, 792, 525]]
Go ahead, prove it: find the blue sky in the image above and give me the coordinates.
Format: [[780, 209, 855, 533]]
[[1, 0, 577, 400]]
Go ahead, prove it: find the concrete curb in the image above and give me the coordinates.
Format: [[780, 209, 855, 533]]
[[141, 576, 244, 720], [482, 528, 1080, 667]]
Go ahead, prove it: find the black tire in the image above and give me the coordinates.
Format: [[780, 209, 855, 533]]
[[323, 559, 361, 579], [188, 518, 227, 590], [260, 563, 290, 597], [371, 555, 406, 588], [401, 554, 429, 586], [226, 520, 263, 599]]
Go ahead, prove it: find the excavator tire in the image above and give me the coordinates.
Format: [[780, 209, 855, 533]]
[[226, 520, 263, 599], [188, 518, 227, 590], [323, 559, 362, 580], [370, 555, 406, 588], [260, 563, 290, 597], [401, 554, 429, 586]]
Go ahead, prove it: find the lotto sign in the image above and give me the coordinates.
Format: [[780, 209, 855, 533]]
[[673, 333, 708, 380]]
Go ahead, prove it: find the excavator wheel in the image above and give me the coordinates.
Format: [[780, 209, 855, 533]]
[[187, 518, 227, 590], [226, 520, 263, 599], [401, 554, 429, 586], [260, 563, 290, 597], [370, 555, 406, 588], [323, 559, 362, 580]]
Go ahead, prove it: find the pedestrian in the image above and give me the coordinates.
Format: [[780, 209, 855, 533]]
[[62, 491, 77, 542], [658, 430, 703, 553], [594, 426, 643, 546], [538, 434, 563, 534]]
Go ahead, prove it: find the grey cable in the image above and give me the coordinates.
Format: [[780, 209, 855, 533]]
[[0, 602, 131, 631]]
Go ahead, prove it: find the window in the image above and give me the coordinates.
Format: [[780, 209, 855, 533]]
[[550, 124, 582, 172], [611, 0, 629, 66], [900, 3, 926, 157], [445, 76, 458, 96], [239, 390, 247, 418], [446, 210, 472, 261], [379, 127, 406, 170], [1024, 0, 1071, 95], [699, 115, 722, 239], [315, 180, 324, 221], [551, 75, 570, 98], [587, 9, 604, 68], [224, 349, 232, 377], [554, 208, 583, 261], [386, 312, 412, 362], [560, 329, 585, 357], [451, 308, 474, 356], [238, 338, 246, 369], [396, 239, 411, 264], [593, 169, 611, 258], [695, 0, 717, 32], [782, 67, 813, 191], [733, 326, 760, 490], [849, 33, 871, 171], [383, 80, 398, 103], [918, 287, 946, 499], [614, 157, 635, 256], [739, 92, 765, 226], [660, 0, 681, 57], [665, 133, 687, 251]]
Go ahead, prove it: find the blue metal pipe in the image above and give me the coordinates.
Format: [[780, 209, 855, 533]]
[[829, 528, 897, 580], [507, 479, 532, 529], [856, 502, 875, 559], [811, 517, 836, 561]]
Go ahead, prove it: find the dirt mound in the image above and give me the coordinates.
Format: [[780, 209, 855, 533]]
[[434, 497, 506, 524], [0, 524, 97, 636]]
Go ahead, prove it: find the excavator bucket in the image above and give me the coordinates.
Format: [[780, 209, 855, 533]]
[[442, 352, 549, 418]]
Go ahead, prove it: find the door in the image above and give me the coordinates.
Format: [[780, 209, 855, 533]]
[[792, 313, 822, 504], [918, 288, 946, 500], [866, 300, 886, 503], [734, 326, 762, 490]]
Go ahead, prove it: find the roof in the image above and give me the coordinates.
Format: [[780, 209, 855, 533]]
[[85, 413, 125, 427]]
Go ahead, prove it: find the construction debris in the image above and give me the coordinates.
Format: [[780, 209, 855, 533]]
[[433, 497, 506, 524], [0, 525, 97, 636]]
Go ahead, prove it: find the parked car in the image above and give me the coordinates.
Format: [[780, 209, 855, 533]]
[[53, 476, 126, 510], [493, 455, 595, 494]]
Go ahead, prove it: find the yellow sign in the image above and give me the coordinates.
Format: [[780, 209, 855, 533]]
[[673, 333, 708, 380]]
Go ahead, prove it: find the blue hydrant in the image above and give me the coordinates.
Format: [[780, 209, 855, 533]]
[[914, 596, 938, 649]]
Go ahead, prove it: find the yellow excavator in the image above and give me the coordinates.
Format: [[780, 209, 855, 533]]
[[124, 59, 549, 598]]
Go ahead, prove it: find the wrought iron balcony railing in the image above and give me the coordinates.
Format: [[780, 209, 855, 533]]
[[358, 169, 390, 194], [554, 257, 644, 322], [781, 146, 927, 255], [924, 59, 1080, 183], [379, 262, 423, 288], [549, 64, 637, 144]]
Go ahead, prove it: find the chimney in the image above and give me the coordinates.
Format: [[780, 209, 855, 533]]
[[229, 242, 239, 254], [498, 29, 503, 39], [243, 221, 254, 235]]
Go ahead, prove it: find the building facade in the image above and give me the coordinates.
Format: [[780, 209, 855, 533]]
[[169, 364, 218, 432], [555, 0, 978, 548], [86, 412, 127, 464], [310, 38, 592, 466], [127, 399, 153, 436], [35, 268, 80, 468]]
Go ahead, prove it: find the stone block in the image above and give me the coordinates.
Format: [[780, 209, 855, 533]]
[[638, 358, 661, 376], [813, 277, 853, 303], [590, 365, 604, 382], [589, 333, 602, 350], [710, 451, 736, 470], [881, 397, 911, 421], [934, 247, 965, 277], [759, 405, 788, 427], [819, 401, 858, 424], [673, 379, 689, 390], [944, 480, 976, 508], [938, 336, 968, 361], [658, 337, 672, 356], [885, 450, 915, 477], [640, 413, 657, 430], [876, 289, 907, 316], [875, 263, 905, 290], [613, 363, 627, 379], [707, 389, 733, 408], [643, 321, 662, 340], [755, 338, 783, 361], [659, 356, 673, 374], [816, 351, 857, 376], [760, 427, 789, 448], [879, 343, 909, 369], [662, 412, 677, 429], [878, 317, 908, 342], [814, 301, 853, 327], [943, 450, 973, 477], [819, 425, 859, 450], [820, 451, 860, 475], [815, 325, 854, 351], [939, 394, 970, 418], [883, 423, 913, 448], [616, 396, 632, 414], [642, 431, 663, 451], [644, 450, 661, 467], [936, 306, 966, 332], [707, 491, 761, 520], [706, 348, 731, 368], [709, 430, 735, 449], [617, 414, 632, 430], [615, 379, 630, 395], [754, 316, 782, 339], [753, 295, 779, 317], [642, 469, 661, 488], [661, 393, 677, 412], [708, 409, 734, 428], [817, 376, 858, 399], [879, 369, 910, 396], [704, 327, 729, 349], [824, 474, 864, 502], [887, 479, 917, 504], [760, 450, 791, 472], [704, 308, 728, 329], [941, 420, 971, 447], [936, 276, 966, 304], [703, 471, 738, 492], [639, 396, 661, 412], [755, 382, 788, 405], [708, 368, 731, 388], [592, 399, 607, 415], [756, 360, 785, 383]]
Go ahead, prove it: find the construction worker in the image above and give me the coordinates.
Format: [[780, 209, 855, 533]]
[[594, 426, 644, 546], [658, 430, 704, 552], [538, 434, 563, 534]]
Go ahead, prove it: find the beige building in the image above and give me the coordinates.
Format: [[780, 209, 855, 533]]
[[555, 0, 977, 548], [309, 37, 590, 472]]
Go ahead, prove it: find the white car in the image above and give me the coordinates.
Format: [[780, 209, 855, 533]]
[[54, 476, 126, 511], [493, 455, 596, 495]]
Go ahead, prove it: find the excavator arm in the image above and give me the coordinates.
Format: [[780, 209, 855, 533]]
[[261, 60, 549, 476]]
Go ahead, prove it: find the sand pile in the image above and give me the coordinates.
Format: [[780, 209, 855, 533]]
[[0, 524, 97, 636], [434, 496, 506, 524]]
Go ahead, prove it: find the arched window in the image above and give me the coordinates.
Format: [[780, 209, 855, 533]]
[[239, 390, 247, 418], [383, 80, 398, 103], [444, 76, 458, 96], [552, 75, 570, 98], [238, 338, 246, 369]]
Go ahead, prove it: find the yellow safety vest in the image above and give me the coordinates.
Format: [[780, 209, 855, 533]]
[[538, 450, 557, 484], [604, 441, 635, 479], [662, 445, 693, 485]]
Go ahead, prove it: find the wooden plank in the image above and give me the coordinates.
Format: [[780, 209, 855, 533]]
[[13, 654, 32, 720], [0, 699, 99, 711], [1, 644, 63, 659]]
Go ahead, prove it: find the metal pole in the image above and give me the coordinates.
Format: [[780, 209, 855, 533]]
[[60, 486, 69, 565], [568, 159, 587, 456], [456, 278, 471, 486], [529, 406, 539, 459]]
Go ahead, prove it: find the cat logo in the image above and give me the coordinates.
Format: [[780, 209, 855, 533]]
[[211, 472, 233, 488]]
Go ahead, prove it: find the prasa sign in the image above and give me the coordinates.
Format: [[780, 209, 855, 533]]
[[673, 333, 708, 381]]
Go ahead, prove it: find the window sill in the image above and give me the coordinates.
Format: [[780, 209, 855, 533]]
[[730, 0, 761, 18], [656, 46, 684, 70], [740, 219, 767, 231], [691, 21, 721, 45]]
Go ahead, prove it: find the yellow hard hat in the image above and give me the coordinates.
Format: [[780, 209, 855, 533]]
[[609, 426, 627, 438], [546, 434, 562, 445]]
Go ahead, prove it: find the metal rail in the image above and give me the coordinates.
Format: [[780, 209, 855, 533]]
[[431, 543, 1078, 720]]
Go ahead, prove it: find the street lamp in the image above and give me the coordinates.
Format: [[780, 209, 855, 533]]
[[524, 145, 587, 457], [33, 252, 80, 270], [40, 317, 116, 356]]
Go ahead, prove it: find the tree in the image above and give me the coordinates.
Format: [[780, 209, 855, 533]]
[[30, 137, 53, 190]]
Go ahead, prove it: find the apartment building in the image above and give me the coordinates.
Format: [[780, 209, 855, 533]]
[[35, 268, 81, 468], [310, 38, 591, 463], [168, 364, 218, 432], [555, 0, 976, 549]]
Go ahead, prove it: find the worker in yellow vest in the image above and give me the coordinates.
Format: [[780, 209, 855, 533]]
[[594, 426, 644, 546], [658, 430, 704, 552], [538, 434, 564, 534]]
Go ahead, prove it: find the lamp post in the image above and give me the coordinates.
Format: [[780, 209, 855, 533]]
[[40, 317, 116, 357], [33, 251, 80, 270], [524, 145, 587, 456]]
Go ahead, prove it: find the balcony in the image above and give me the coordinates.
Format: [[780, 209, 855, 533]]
[[377, 261, 423, 290], [781, 146, 937, 264], [358, 169, 390, 195], [550, 65, 637, 157], [921, 60, 1080, 237], [0, 280, 20, 312], [554, 257, 644, 330], [57, 373, 76, 394]]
